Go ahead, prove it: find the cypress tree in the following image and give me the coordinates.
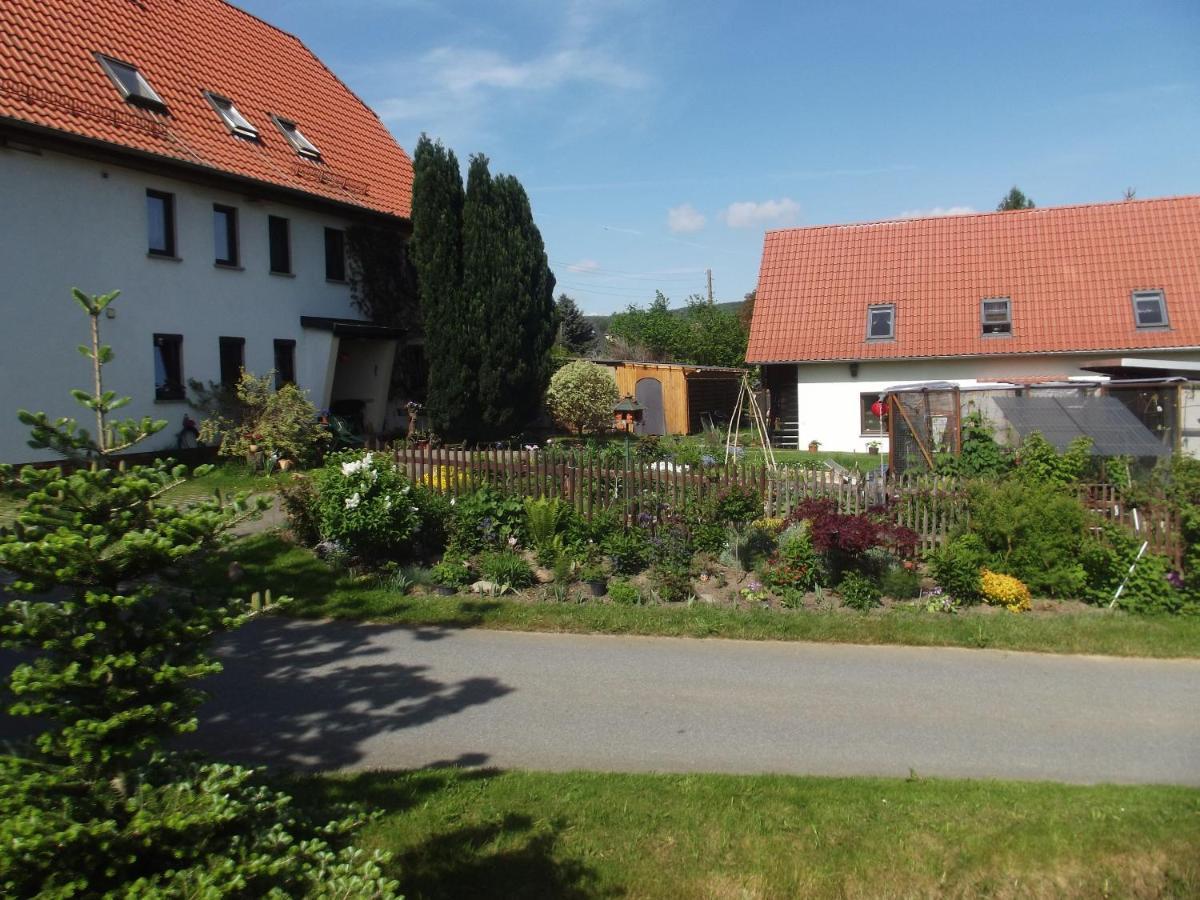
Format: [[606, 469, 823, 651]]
[[462, 158, 557, 440], [411, 135, 472, 436], [508, 173, 557, 428]]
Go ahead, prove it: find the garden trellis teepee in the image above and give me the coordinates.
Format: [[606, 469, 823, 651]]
[[724, 373, 777, 471]]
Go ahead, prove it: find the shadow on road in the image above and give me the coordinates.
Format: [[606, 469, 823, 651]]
[[187, 616, 513, 771]]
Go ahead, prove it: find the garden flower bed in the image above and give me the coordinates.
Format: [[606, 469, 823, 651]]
[[259, 442, 1200, 656]]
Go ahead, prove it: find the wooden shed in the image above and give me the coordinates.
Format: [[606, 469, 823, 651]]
[[596, 360, 744, 435]]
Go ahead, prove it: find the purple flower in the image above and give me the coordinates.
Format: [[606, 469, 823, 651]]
[[1167, 570, 1185, 589]]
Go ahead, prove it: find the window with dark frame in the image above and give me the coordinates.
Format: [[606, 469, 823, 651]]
[[218, 337, 245, 387], [268, 215, 291, 274], [860, 393, 886, 435], [271, 115, 321, 160], [324, 228, 346, 281], [1132, 290, 1168, 329], [153, 334, 184, 401], [981, 297, 1012, 336], [213, 204, 239, 266], [866, 304, 895, 341], [204, 92, 258, 139], [96, 54, 167, 112], [146, 189, 176, 257], [273, 339, 296, 389]]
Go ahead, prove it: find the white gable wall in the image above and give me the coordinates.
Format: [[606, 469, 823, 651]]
[[0, 144, 383, 461], [791, 353, 1200, 453]]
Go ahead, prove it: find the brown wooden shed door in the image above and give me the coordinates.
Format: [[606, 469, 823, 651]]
[[636, 377, 666, 435]]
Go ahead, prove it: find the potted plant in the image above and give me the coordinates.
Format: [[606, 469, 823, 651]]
[[807, 439, 821, 453], [579, 562, 608, 597], [866, 440, 881, 456], [430, 555, 470, 596]]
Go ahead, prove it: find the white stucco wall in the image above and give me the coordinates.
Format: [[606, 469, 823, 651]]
[[0, 144, 383, 461], [790, 354, 1200, 452]]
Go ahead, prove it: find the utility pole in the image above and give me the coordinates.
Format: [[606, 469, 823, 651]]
[[706, 268, 713, 304]]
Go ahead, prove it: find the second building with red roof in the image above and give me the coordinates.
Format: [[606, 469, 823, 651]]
[[746, 196, 1200, 453]]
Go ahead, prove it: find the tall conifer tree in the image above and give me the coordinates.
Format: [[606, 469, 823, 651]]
[[413, 142, 556, 441], [461, 158, 556, 440], [411, 135, 471, 436]]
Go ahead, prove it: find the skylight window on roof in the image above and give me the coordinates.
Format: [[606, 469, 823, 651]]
[[271, 115, 321, 160], [867, 304, 895, 341], [981, 297, 1012, 336], [1132, 290, 1168, 329], [206, 92, 258, 139], [96, 54, 167, 112]]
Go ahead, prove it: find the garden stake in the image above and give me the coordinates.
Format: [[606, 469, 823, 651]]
[[1110, 541, 1149, 609]]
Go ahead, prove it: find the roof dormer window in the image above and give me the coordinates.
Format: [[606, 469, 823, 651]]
[[205, 92, 258, 139], [271, 115, 321, 160], [96, 54, 167, 113]]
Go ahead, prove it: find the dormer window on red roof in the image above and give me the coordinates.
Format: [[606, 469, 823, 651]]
[[96, 54, 167, 113], [205, 92, 258, 140], [271, 115, 321, 161]]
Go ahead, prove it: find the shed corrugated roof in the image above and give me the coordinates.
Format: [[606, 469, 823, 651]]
[[747, 196, 1200, 363]]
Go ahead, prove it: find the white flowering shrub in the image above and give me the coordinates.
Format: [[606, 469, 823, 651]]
[[313, 451, 421, 561], [546, 360, 619, 434]]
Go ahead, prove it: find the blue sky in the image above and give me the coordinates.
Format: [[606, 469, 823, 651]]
[[239, 0, 1200, 314]]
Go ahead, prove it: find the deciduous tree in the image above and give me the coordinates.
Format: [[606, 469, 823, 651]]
[[546, 360, 619, 433]]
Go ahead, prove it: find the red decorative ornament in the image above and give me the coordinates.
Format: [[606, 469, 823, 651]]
[[870, 400, 885, 418]]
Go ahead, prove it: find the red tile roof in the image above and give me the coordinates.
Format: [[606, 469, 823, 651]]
[[747, 196, 1200, 363], [0, 0, 412, 219]]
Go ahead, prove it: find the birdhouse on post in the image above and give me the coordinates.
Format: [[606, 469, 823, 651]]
[[613, 395, 644, 434]]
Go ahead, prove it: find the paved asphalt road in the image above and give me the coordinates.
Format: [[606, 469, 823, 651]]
[[187, 617, 1200, 785]]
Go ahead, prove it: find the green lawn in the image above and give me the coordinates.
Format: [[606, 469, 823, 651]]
[[161, 461, 289, 503], [302, 768, 1200, 899], [0, 462, 282, 529], [200, 535, 1200, 659]]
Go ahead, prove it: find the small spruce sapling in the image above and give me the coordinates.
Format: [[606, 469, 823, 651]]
[[0, 290, 397, 896], [0, 288, 264, 782]]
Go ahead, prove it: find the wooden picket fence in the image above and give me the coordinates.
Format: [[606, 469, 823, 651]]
[[392, 446, 1181, 562], [1079, 483, 1183, 567]]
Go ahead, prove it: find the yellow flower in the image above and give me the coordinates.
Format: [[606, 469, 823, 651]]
[[752, 517, 786, 535], [421, 465, 474, 493], [980, 568, 1032, 613]]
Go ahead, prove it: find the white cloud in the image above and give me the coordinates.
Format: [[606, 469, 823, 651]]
[[366, 3, 651, 148], [422, 45, 646, 95], [666, 203, 706, 233], [898, 205, 975, 219], [722, 198, 801, 229], [567, 259, 601, 273]]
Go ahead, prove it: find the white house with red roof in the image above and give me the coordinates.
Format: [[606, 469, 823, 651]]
[[746, 196, 1200, 453], [0, 0, 414, 461]]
